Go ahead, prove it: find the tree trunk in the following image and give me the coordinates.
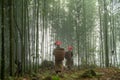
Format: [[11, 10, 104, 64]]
[[9, 0, 14, 76], [1, 0, 5, 78], [103, 0, 109, 67], [35, 0, 40, 72]]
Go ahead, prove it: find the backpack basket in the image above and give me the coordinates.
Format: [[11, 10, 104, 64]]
[[54, 48, 65, 61]]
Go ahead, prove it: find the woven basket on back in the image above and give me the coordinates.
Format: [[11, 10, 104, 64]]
[[54, 48, 65, 61]]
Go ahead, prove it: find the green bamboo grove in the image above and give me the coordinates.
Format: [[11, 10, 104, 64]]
[[0, 0, 120, 79]]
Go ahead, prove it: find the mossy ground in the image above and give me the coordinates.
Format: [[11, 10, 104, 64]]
[[6, 67, 120, 80]]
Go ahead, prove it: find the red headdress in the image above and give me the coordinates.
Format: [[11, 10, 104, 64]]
[[55, 40, 62, 46], [68, 46, 73, 51]]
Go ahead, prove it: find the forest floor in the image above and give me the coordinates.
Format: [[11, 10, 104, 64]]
[[9, 67, 120, 80]]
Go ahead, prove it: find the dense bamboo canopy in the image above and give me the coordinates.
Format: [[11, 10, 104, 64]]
[[0, 0, 120, 79]]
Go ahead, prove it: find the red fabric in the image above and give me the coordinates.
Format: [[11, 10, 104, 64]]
[[68, 46, 73, 51], [55, 40, 62, 46]]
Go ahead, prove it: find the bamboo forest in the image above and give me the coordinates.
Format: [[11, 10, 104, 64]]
[[1, 0, 120, 80]]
